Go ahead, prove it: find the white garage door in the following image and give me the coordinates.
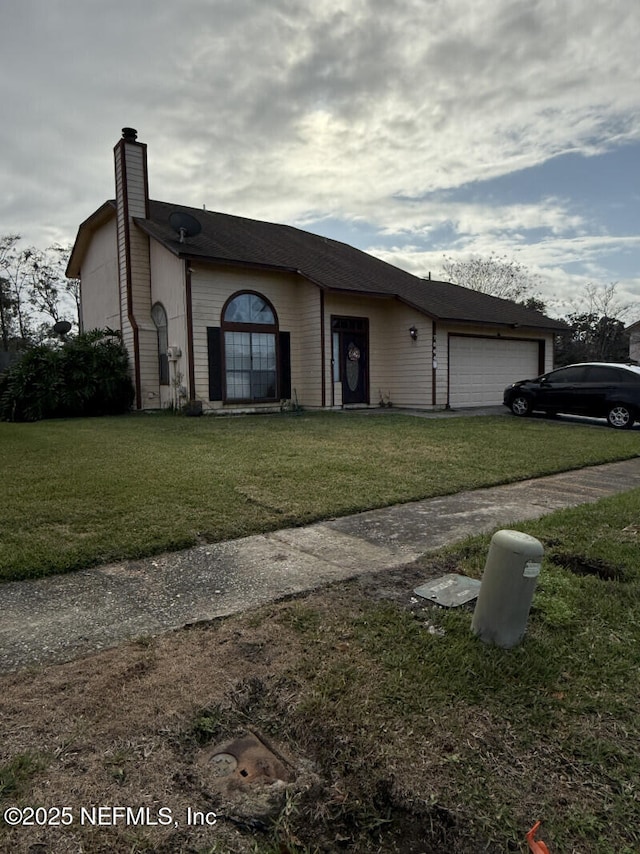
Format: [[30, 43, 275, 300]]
[[449, 337, 540, 407]]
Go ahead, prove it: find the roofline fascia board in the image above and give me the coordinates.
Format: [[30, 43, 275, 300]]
[[66, 201, 117, 278], [439, 316, 566, 332], [317, 285, 396, 300], [185, 254, 300, 277]]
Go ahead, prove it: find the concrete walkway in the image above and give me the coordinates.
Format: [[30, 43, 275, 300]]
[[2, 458, 640, 672]]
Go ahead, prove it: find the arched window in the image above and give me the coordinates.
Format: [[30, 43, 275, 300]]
[[222, 291, 278, 401], [151, 302, 169, 386]]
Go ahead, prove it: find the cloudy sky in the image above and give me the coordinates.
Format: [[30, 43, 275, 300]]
[[1, 0, 639, 318]]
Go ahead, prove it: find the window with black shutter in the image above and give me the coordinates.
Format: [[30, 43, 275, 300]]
[[221, 292, 280, 402]]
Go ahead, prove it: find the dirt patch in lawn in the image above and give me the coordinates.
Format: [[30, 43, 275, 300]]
[[548, 551, 626, 581]]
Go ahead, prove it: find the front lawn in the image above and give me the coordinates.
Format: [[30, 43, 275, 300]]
[[1, 488, 639, 852], [1, 411, 638, 582]]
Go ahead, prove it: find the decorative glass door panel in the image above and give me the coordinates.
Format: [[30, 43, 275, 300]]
[[332, 317, 369, 405]]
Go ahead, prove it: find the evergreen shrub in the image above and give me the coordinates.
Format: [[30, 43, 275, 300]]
[[0, 328, 135, 421]]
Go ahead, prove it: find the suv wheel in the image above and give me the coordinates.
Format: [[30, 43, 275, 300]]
[[510, 395, 531, 417], [607, 404, 634, 429]]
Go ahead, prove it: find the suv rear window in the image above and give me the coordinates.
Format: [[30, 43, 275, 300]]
[[584, 366, 628, 383]]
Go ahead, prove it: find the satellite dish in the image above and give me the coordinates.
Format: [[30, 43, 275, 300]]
[[169, 211, 202, 244], [53, 320, 72, 336]]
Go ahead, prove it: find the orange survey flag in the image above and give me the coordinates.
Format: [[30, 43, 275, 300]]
[[527, 821, 550, 853]]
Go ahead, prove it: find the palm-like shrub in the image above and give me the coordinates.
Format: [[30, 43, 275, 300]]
[[0, 328, 135, 421]]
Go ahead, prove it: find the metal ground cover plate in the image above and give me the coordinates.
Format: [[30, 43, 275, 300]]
[[414, 573, 481, 607]]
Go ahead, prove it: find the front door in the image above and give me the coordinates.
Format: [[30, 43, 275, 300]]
[[333, 317, 369, 405]]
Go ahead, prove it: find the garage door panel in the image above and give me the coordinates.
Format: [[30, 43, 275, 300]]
[[449, 338, 539, 407]]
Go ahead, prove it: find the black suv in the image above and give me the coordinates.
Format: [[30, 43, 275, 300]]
[[503, 363, 640, 429]]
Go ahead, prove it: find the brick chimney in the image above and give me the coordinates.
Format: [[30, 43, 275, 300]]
[[114, 127, 155, 409]]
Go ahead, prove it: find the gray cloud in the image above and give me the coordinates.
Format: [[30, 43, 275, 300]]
[[1, 0, 639, 309]]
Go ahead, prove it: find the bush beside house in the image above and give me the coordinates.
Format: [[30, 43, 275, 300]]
[[0, 328, 135, 421]]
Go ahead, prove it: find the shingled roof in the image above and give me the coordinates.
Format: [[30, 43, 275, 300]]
[[71, 198, 565, 331]]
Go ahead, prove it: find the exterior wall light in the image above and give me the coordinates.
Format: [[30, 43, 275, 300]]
[[409, 325, 418, 341]]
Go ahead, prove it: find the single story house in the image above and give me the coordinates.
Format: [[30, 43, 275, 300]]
[[67, 128, 565, 413], [626, 320, 640, 363]]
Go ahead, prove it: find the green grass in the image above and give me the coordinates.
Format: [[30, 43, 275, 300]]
[[1, 459, 639, 851], [239, 489, 640, 853], [0, 753, 45, 801], [1, 410, 638, 581]]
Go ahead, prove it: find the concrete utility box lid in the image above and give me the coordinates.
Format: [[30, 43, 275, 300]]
[[414, 574, 481, 607], [201, 733, 294, 787], [196, 731, 297, 825]]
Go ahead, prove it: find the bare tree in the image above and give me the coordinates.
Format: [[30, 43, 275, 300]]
[[441, 253, 542, 305], [556, 282, 632, 365], [581, 281, 631, 322], [27, 247, 63, 324], [0, 237, 19, 351], [28, 244, 79, 340], [0, 274, 16, 352], [0, 234, 32, 350], [0, 236, 79, 348], [65, 273, 81, 328]]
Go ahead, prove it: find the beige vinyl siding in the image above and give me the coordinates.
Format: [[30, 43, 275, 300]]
[[375, 302, 435, 408], [79, 218, 119, 332], [149, 244, 188, 407], [323, 295, 436, 409], [190, 266, 311, 410], [131, 252, 158, 410], [289, 278, 322, 407], [185, 260, 559, 412], [122, 146, 148, 219], [115, 140, 158, 408], [124, 184, 156, 408], [319, 302, 556, 410], [114, 149, 134, 360], [434, 323, 448, 405]]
